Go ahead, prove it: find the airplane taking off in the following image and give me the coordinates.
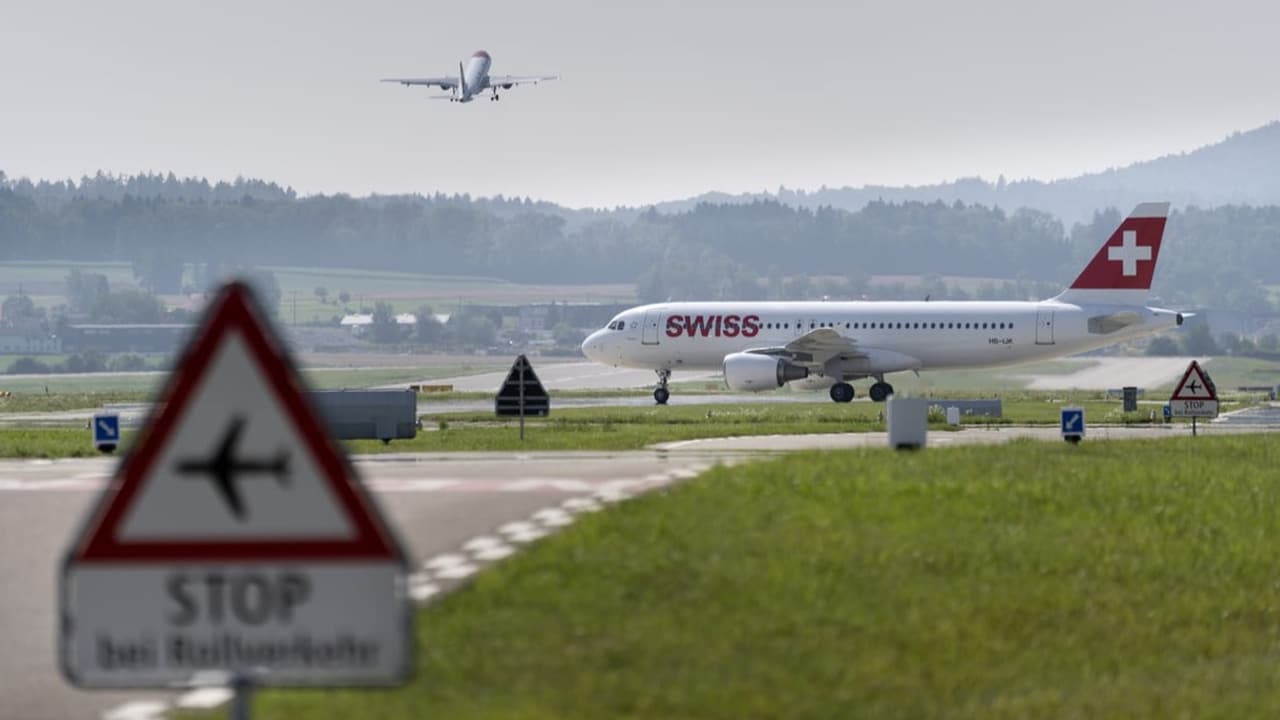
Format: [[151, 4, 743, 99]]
[[381, 50, 557, 103], [582, 203, 1186, 404]]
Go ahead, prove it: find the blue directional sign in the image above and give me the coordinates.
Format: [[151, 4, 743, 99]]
[[1060, 406, 1085, 442], [1162, 404, 1172, 421], [92, 413, 119, 452]]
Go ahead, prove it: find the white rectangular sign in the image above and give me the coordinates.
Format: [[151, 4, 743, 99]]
[[1169, 399, 1218, 418], [62, 563, 409, 687]]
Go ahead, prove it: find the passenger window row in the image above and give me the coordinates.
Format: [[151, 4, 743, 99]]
[[759, 321, 1015, 330]]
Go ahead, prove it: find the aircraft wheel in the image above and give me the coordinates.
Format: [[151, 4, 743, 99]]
[[869, 382, 894, 403], [829, 382, 855, 403], [654, 387, 670, 405]]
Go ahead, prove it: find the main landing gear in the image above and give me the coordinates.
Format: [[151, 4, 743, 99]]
[[654, 369, 671, 405], [868, 380, 894, 403], [490, 92, 501, 101], [828, 379, 894, 403]]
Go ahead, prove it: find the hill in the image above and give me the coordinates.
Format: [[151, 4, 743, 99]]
[[658, 121, 1280, 225]]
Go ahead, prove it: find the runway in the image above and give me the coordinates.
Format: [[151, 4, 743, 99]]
[[384, 361, 719, 392]]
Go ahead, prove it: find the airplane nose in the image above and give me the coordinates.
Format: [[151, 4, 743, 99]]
[[581, 331, 603, 362]]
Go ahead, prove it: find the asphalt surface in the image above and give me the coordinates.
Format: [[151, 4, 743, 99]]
[[381, 361, 715, 393]]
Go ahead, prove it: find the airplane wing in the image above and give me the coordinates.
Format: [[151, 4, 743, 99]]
[[747, 328, 861, 366], [381, 77, 458, 89], [746, 328, 922, 377], [486, 74, 559, 87]]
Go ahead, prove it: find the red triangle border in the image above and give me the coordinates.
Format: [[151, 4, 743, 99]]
[[1169, 360, 1217, 402]]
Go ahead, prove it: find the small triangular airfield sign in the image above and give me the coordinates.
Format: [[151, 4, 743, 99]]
[[497, 354, 548, 399], [1170, 360, 1217, 401], [69, 282, 404, 563], [495, 354, 550, 417]]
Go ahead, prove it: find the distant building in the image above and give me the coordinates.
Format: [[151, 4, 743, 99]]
[[0, 329, 61, 354], [62, 324, 193, 354], [338, 313, 425, 336]]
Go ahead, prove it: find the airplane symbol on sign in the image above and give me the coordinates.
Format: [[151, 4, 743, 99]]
[[1187, 379, 1201, 394], [175, 415, 290, 520]]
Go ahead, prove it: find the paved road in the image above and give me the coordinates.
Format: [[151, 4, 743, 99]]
[[384, 361, 719, 393]]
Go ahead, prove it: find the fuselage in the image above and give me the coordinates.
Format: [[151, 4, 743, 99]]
[[457, 52, 492, 102], [583, 299, 1181, 376]]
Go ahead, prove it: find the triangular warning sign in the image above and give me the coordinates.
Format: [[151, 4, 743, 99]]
[[69, 282, 405, 563], [1170, 360, 1217, 401], [496, 355, 548, 399]]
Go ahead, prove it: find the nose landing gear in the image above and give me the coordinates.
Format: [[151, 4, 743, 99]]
[[654, 369, 671, 405]]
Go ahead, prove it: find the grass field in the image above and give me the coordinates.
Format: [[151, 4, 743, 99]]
[[0, 260, 634, 317], [191, 434, 1280, 720], [0, 427, 120, 458]]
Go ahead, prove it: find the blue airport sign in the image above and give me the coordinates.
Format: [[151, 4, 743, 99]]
[[1060, 407, 1085, 442], [92, 413, 120, 452]]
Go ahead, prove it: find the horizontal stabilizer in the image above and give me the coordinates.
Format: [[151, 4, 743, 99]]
[[1087, 311, 1143, 334]]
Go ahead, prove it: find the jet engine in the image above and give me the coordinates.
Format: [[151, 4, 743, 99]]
[[722, 352, 809, 392], [502, 83, 514, 89]]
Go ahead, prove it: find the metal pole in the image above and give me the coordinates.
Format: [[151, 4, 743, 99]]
[[1192, 416, 1197, 437], [519, 359, 526, 441], [230, 674, 254, 720]]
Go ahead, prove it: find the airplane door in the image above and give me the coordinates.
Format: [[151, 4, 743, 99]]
[[642, 309, 662, 345], [1036, 309, 1055, 345]]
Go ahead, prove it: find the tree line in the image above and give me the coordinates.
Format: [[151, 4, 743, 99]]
[[3, 171, 1279, 311]]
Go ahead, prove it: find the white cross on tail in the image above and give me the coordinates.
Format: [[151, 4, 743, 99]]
[[1107, 230, 1151, 276]]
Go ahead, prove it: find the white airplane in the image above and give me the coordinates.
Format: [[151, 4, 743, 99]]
[[381, 50, 557, 103], [582, 203, 1186, 404]]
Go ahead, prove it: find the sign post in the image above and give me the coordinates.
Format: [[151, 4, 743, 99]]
[[1168, 360, 1218, 436], [60, 283, 412, 707], [495, 354, 550, 440]]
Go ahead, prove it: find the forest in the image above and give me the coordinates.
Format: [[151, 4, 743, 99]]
[[1, 171, 1277, 312]]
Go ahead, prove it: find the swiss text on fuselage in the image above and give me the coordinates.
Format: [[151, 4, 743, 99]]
[[665, 314, 761, 338]]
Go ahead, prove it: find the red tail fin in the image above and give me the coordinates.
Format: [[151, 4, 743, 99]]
[[1056, 202, 1169, 305]]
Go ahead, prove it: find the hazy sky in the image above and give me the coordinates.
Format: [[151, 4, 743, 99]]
[[3, 0, 1279, 208]]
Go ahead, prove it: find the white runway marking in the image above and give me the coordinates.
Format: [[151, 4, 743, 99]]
[[433, 563, 478, 580], [174, 688, 235, 710], [102, 700, 168, 720], [532, 508, 574, 527], [424, 554, 470, 571]]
